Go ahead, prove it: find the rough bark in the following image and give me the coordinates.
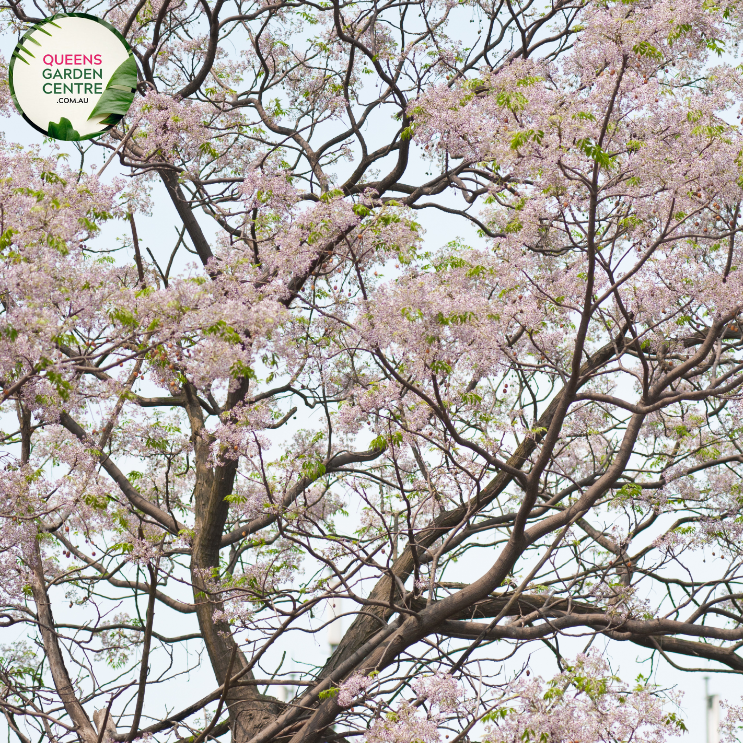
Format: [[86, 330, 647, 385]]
[[30, 541, 99, 743]]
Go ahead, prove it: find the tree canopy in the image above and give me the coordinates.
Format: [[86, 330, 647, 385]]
[[2, 0, 743, 741]]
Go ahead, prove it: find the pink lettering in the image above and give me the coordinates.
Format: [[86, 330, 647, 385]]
[[41, 52, 104, 66]]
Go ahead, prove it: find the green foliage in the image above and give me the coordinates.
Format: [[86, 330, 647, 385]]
[[0, 227, 17, 252], [109, 307, 139, 329], [435, 310, 477, 326], [353, 203, 371, 218], [510, 129, 544, 150], [429, 359, 453, 374], [663, 712, 688, 732], [230, 360, 258, 381], [482, 707, 513, 723], [88, 56, 138, 126], [300, 458, 326, 480], [632, 41, 663, 59], [575, 138, 617, 170], [614, 482, 642, 503], [206, 320, 243, 344], [496, 90, 528, 111], [47, 117, 81, 141]]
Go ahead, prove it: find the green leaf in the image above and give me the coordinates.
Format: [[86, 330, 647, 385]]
[[15, 44, 35, 60], [88, 87, 135, 121], [632, 41, 663, 60], [47, 117, 81, 141], [575, 138, 617, 170], [88, 56, 137, 122], [510, 128, 544, 150], [99, 113, 125, 127], [107, 54, 138, 89]]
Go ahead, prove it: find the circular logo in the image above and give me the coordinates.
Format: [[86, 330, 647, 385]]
[[9, 14, 137, 141]]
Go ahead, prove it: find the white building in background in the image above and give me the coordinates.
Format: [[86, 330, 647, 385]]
[[328, 598, 343, 654], [278, 594, 343, 703], [706, 678, 720, 743]]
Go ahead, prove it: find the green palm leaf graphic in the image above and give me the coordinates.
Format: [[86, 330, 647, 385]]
[[47, 117, 81, 141], [88, 55, 137, 125]]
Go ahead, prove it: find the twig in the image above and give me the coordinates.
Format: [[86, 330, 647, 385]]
[[98, 116, 143, 178], [95, 697, 114, 743], [448, 524, 572, 677], [127, 563, 158, 741], [192, 647, 238, 743]]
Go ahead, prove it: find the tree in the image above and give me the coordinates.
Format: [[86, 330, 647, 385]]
[[2, 0, 743, 740]]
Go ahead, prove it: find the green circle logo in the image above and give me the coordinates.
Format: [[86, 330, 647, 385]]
[[9, 14, 137, 141]]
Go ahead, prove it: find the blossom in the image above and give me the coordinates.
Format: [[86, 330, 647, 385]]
[[484, 654, 685, 743], [338, 673, 373, 707]]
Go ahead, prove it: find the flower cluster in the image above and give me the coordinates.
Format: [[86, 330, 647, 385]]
[[484, 654, 685, 743]]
